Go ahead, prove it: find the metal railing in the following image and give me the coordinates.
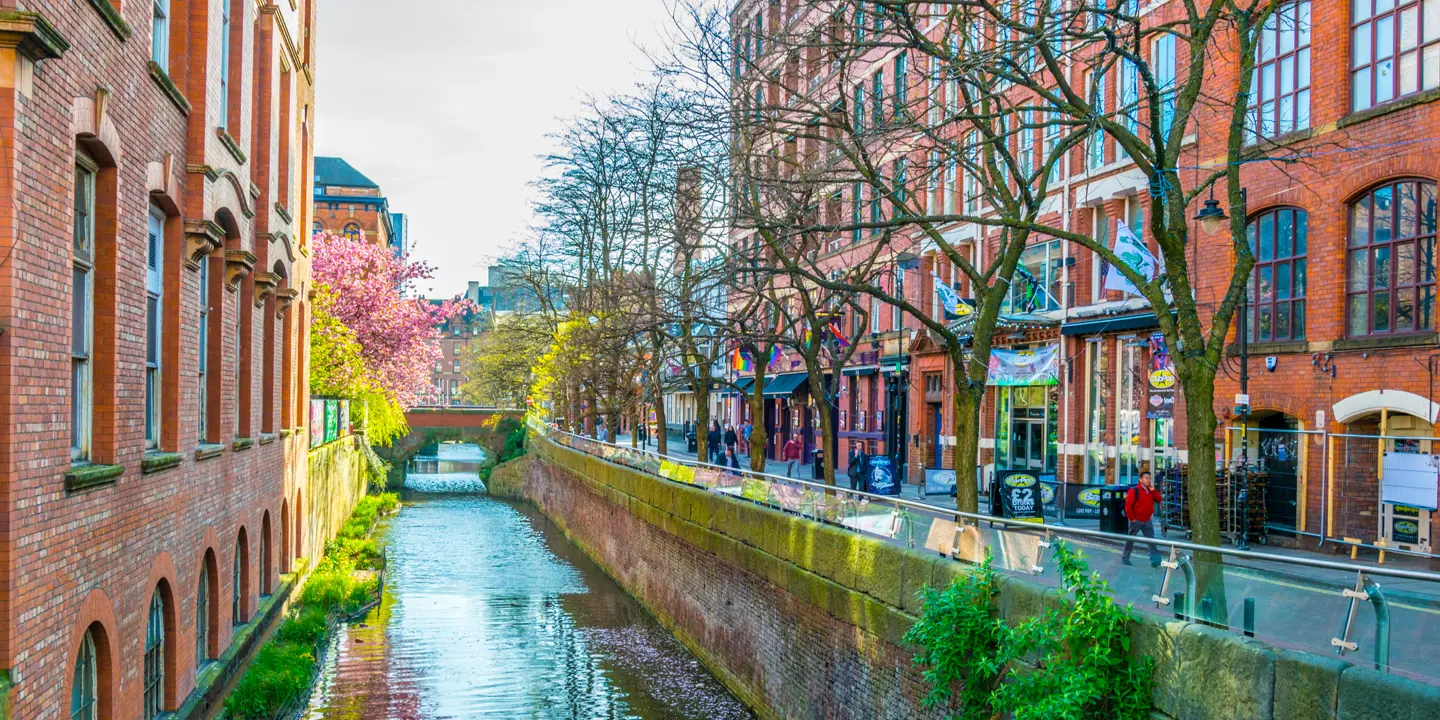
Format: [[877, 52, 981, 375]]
[[531, 417, 1440, 685]]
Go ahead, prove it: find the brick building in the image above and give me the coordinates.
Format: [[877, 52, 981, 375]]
[[0, 0, 322, 717], [729, 1, 1439, 553], [424, 285, 488, 407], [311, 155, 401, 253]]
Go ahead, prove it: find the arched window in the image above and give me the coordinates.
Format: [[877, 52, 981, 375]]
[[260, 513, 272, 596], [196, 565, 209, 667], [311, 221, 322, 236], [1347, 179, 1439, 336], [1247, 208, 1308, 342], [232, 535, 245, 625], [71, 627, 98, 720], [145, 205, 165, 449], [342, 222, 361, 241], [143, 589, 165, 719]]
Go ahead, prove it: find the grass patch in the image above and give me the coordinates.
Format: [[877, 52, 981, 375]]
[[223, 492, 399, 719]]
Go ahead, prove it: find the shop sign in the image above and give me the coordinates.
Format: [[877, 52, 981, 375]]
[[1146, 333, 1177, 419], [987, 345, 1059, 386], [995, 470, 1045, 519]]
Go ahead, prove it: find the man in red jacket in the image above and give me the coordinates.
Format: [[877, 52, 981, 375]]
[[782, 435, 803, 478], [1122, 471, 1163, 567]]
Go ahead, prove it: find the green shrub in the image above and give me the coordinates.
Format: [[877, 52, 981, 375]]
[[905, 541, 1153, 720], [224, 641, 315, 719], [275, 605, 329, 647]]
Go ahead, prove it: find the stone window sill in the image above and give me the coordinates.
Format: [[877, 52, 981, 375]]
[[85, 0, 131, 41], [65, 463, 123, 492], [141, 451, 184, 474], [148, 61, 191, 116], [216, 127, 247, 164], [195, 443, 227, 461], [1332, 333, 1439, 352], [233, 437, 255, 451], [259, 433, 277, 445], [1339, 88, 1440, 129], [279, 428, 293, 438], [1226, 340, 1310, 356]]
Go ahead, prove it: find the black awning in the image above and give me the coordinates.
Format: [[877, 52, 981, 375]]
[[842, 366, 878, 376], [1061, 312, 1158, 336], [761, 372, 809, 396]]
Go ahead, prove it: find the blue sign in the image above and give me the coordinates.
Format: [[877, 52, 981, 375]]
[[865, 455, 898, 495]]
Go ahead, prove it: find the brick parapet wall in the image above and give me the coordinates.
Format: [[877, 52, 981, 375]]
[[518, 433, 1440, 720]]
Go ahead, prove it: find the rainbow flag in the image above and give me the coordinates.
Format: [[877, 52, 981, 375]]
[[768, 344, 783, 367], [828, 320, 851, 348], [733, 348, 753, 372]]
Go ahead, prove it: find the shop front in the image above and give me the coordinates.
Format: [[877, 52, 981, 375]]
[[989, 345, 1060, 483]]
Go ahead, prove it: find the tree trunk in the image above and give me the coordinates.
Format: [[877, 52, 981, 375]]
[[952, 379, 983, 514], [695, 385, 711, 464], [750, 371, 768, 472], [1179, 366, 1231, 624], [653, 382, 668, 455]]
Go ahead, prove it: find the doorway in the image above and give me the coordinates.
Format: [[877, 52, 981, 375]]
[[1256, 413, 1301, 535], [928, 402, 943, 468]]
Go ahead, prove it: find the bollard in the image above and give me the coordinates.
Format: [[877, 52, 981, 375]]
[[1173, 592, 1187, 620], [1243, 598, 1256, 637]]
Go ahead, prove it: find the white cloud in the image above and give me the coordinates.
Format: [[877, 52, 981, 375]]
[[316, 0, 673, 296]]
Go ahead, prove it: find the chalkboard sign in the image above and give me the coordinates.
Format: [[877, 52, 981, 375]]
[[995, 470, 1045, 520], [865, 455, 898, 495]]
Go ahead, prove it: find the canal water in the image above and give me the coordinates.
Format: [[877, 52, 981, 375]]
[[303, 443, 752, 719]]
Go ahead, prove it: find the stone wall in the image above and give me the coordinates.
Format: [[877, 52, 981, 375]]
[[303, 435, 373, 567], [511, 435, 1440, 720]]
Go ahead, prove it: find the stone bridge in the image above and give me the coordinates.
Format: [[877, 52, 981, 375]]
[[374, 407, 525, 486]]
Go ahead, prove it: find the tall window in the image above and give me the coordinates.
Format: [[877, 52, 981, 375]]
[[1347, 180, 1438, 336], [146, 208, 164, 449], [219, 0, 231, 128], [233, 295, 242, 437], [870, 297, 881, 334], [232, 537, 243, 625], [964, 132, 981, 213], [926, 149, 939, 211], [891, 157, 907, 217], [196, 565, 209, 666], [1092, 207, 1111, 303], [1154, 35, 1177, 137], [198, 257, 210, 442], [1088, 70, 1106, 170], [1019, 110, 1035, 177], [1352, 0, 1440, 111], [894, 51, 908, 114], [342, 222, 361, 241], [152, 0, 169, 70], [893, 267, 905, 330], [1247, 208, 1308, 342], [851, 182, 862, 242], [869, 185, 881, 234], [1249, 2, 1311, 140], [927, 54, 941, 125], [72, 157, 96, 463], [944, 155, 957, 214], [871, 70, 884, 126], [71, 628, 98, 720], [1044, 103, 1062, 183], [1007, 240, 1062, 313], [144, 589, 166, 719]]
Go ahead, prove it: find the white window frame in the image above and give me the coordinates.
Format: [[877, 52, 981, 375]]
[[1154, 35, 1178, 138], [198, 256, 209, 442], [152, 0, 170, 70], [146, 206, 164, 450], [219, 0, 231, 129], [72, 155, 96, 463], [870, 297, 881, 334]]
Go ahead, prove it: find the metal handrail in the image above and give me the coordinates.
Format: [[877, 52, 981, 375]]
[[538, 421, 1440, 585]]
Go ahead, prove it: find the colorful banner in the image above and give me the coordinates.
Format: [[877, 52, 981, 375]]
[[310, 400, 325, 448], [986, 345, 1059, 386], [1146, 333, 1177, 419], [1103, 219, 1159, 295]]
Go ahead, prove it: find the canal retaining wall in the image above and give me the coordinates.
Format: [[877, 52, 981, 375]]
[[510, 435, 1440, 720]]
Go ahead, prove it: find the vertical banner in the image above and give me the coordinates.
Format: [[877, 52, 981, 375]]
[[324, 400, 339, 443], [310, 400, 325, 448], [1146, 333, 1176, 419], [339, 400, 351, 437]]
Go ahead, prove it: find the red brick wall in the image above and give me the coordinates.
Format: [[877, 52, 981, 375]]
[[0, 1, 323, 717]]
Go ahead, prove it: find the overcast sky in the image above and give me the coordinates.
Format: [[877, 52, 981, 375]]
[[315, 0, 676, 298]]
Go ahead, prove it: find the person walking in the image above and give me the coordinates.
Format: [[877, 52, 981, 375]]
[[723, 424, 738, 456], [1121, 471, 1163, 567], [723, 446, 743, 476], [707, 422, 722, 464], [783, 435, 803, 478]]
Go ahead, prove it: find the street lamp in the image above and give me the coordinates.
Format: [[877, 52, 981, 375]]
[[1195, 197, 1228, 236]]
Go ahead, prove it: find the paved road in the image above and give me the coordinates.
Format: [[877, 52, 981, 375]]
[[605, 432, 1440, 685]]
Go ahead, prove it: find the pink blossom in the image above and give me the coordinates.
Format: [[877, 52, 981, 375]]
[[311, 231, 473, 407]]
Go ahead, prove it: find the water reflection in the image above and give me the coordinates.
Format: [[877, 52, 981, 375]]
[[305, 444, 751, 719]]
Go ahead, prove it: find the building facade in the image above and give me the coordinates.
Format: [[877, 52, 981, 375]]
[[729, 1, 1439, 552], [312, 156, 400, 252], [424, 287, 488, 407], [0, 0, 319, 716]]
